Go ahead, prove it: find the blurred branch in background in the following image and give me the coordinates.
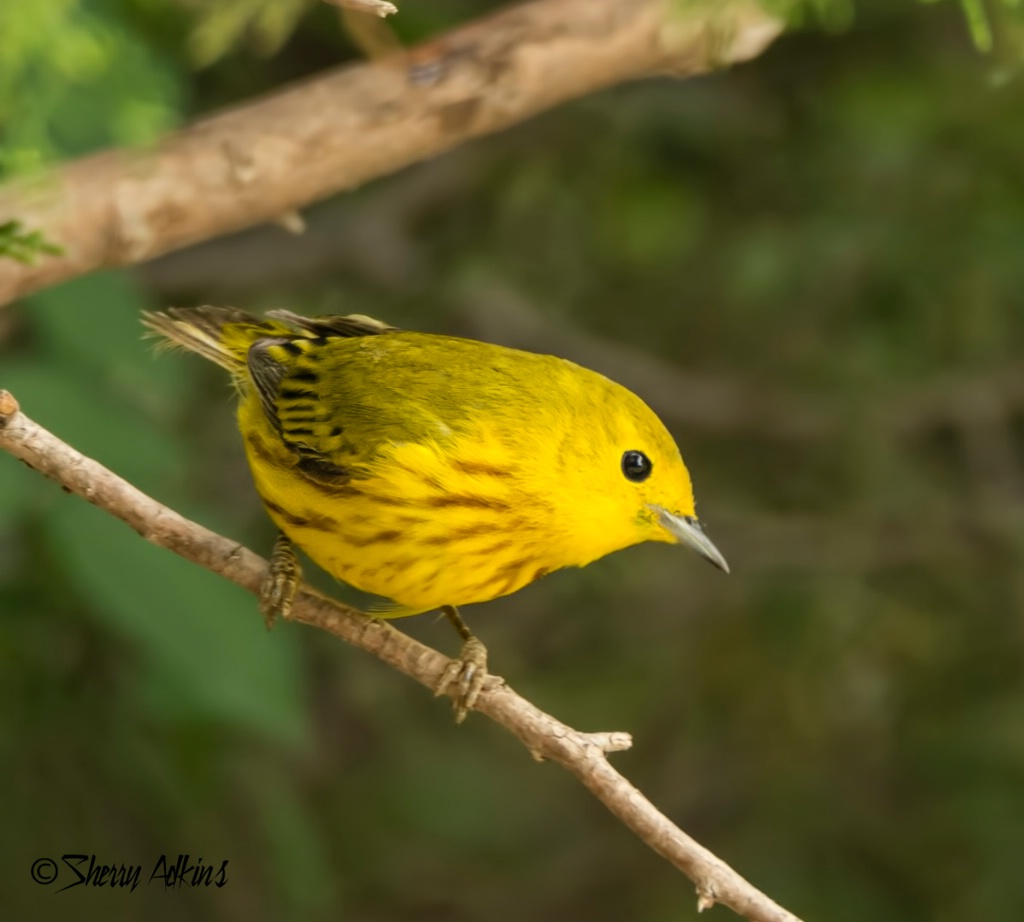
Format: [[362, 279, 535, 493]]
[[0, 0, 782, 307], [0, 387, 804, 922]]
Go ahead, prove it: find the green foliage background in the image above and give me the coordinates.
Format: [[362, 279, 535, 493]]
[[3, 1, 1024, 919]]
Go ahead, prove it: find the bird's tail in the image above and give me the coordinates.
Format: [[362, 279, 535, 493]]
[[142, 306, 292, 375]]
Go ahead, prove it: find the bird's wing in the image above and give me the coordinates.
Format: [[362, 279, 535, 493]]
[[246, 330, 493, 487]]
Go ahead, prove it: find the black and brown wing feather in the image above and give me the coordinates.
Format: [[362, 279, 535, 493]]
[[244, 316, 402, 487]]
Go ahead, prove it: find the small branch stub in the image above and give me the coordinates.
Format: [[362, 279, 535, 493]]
[[323, 0, 398, 17], [274, 210, 307, 235], [584, 731, 633, 753], [0, 389, 19, 425], [699, 885, 718, 912]]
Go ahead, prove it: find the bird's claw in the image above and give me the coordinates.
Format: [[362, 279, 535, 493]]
[[259, 534, 300, 628], [435, 636, 488, 723]]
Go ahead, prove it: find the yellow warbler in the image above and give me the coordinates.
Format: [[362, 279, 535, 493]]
[[144, 307, 727, 717]]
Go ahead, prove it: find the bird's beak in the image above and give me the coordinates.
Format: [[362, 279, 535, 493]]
[[653, 508, 730, 574]]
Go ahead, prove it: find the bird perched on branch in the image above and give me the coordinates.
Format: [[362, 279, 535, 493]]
[[144, 307, 728, 719]]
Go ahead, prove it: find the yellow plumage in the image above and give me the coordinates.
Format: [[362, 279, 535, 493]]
[[144, 307, 727, 617]]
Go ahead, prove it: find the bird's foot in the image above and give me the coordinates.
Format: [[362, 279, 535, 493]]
[[435, 635, 489, 724], [259, 533, 301, 628]]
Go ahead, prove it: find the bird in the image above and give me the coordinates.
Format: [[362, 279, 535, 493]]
[[144, 306, 728, 719]]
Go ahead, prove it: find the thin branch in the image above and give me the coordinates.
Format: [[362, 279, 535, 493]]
[[0, 388, 803, 922], [0, 0, 782, 307]]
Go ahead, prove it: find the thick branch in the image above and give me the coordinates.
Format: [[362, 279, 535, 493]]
[[0, 0, 781, 306], [0, 388, 802, 922]]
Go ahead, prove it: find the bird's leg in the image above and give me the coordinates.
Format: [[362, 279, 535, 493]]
[[435, 605, 489, 723], [259, 532, 301, 628]]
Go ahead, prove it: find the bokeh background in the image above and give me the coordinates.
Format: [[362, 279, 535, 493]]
[[4, 1, 1024, 919]]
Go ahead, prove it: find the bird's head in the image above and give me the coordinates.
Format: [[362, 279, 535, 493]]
[[548, 375, 729, 574]]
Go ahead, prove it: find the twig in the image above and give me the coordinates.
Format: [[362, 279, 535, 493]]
[[0, 388, 803, 922], [0, 0, 782, 306]]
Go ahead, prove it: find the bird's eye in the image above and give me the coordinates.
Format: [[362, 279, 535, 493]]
[[621, 450, 652, 483]]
